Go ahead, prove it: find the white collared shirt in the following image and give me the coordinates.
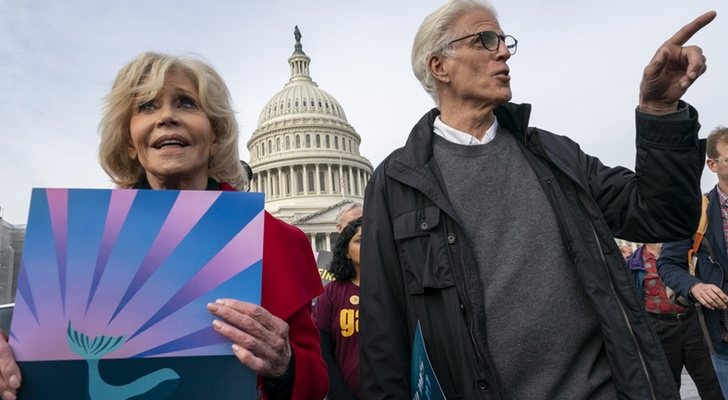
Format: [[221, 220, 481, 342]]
[[433, 116, 498, 145]]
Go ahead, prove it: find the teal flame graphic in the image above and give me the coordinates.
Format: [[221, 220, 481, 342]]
[[66, 322, 180, 399]]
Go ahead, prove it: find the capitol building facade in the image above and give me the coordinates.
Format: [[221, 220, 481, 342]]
[[247, 28, 373, 252]]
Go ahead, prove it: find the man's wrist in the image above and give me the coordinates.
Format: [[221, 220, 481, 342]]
[[688, 282, 702, 300], [638, 99, 679, 115]]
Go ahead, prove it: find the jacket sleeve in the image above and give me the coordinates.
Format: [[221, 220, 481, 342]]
[[262, 302, 328, 400], [581, 103, 703, 242], [360, 164, 412, 399], [261, 213, 328, 400], [657, 239, 702, 301]]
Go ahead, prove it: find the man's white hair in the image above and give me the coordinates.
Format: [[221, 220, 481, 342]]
[[411, 0, 497, 105], [336, 202, 363, 225]]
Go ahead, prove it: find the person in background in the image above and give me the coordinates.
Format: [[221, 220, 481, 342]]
[[628, 243, 721, 398], [620, 242, 635, 261], [313, 217, 362, 400], [240, 160, 254, 192], [360, 0, 714, 398], [0, 52, 328, 400], [660, 126, 728, 399], [335, 203, 362, 233]]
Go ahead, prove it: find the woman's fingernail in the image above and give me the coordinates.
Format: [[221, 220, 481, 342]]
[[212, 320, 223, 330], [206, 302, 218, 312], [232, 344, 240, 353], [8, 375, 19, 389], [2, 390, 16, 400]]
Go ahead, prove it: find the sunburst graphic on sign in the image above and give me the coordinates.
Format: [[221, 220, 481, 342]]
[[10, 188, 264, 365]]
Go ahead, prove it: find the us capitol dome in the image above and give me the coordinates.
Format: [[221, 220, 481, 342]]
[[247, 27, 373, 252]]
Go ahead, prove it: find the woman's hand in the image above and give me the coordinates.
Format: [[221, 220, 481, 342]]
[[207, 299, 292, 378], [0, 332, 20, 400]]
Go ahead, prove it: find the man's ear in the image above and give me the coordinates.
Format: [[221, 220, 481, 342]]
[[428, 55, 450, 84], [708, 159, 719, 173]]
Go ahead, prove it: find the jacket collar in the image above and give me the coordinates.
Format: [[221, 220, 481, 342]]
[[494, 102, 532, 142], [386, 103, 533, 221], [396, 102, 533, 170], [387, 102, 596, 202]]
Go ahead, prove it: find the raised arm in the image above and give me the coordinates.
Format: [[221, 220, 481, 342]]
[[639, 11, 716, 114]]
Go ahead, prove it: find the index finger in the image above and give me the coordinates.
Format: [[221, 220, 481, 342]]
[[666, 10, 717, 46]]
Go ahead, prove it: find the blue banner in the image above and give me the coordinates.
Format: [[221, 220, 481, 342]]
[[411, 320, 446, 400]]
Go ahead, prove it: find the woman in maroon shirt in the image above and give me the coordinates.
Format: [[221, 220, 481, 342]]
[[314, 217, 362, 399]]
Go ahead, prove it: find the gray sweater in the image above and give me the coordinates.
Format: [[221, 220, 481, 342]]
[[433, 129, 616, 400]]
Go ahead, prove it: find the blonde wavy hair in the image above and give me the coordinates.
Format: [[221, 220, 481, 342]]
[[98, 52, 245, 189]]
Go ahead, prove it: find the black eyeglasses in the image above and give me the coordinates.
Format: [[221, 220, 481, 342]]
[[448, 31, 518, 55]]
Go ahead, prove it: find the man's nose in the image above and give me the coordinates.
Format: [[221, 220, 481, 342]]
[[493, 39, 511, 61]]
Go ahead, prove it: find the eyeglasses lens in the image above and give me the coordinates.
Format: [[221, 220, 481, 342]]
[[504, 36, 517, 53], [479, 31, 499, 51], [478, 32, 517, 55]]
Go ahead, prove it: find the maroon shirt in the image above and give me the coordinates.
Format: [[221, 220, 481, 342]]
[[313, 279, 360, 396]]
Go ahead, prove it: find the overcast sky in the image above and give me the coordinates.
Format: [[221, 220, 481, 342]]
[[1, 0, 726, 225]]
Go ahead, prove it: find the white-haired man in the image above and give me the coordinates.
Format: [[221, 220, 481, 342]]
[[336, 203, 363, 233], [360, 0, 714, 398]]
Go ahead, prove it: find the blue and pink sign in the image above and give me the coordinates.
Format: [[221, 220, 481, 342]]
[[10, 188, 263, 399]]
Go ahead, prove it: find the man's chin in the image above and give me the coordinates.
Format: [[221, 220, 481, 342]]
[[502, 89, 513, 103], [493, 93, 512, 106]]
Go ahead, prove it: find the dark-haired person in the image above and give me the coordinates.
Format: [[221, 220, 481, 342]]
[[240, 160, 254, 192], [313, 217, 362, 399]]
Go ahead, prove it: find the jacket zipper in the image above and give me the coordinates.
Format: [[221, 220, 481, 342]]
[[584, 211, 657, 400], [546, 179, 656, 398], [531, 147, 659, 399]]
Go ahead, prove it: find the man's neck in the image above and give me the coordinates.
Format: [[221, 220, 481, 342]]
[[438, 101, 496, 140]]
